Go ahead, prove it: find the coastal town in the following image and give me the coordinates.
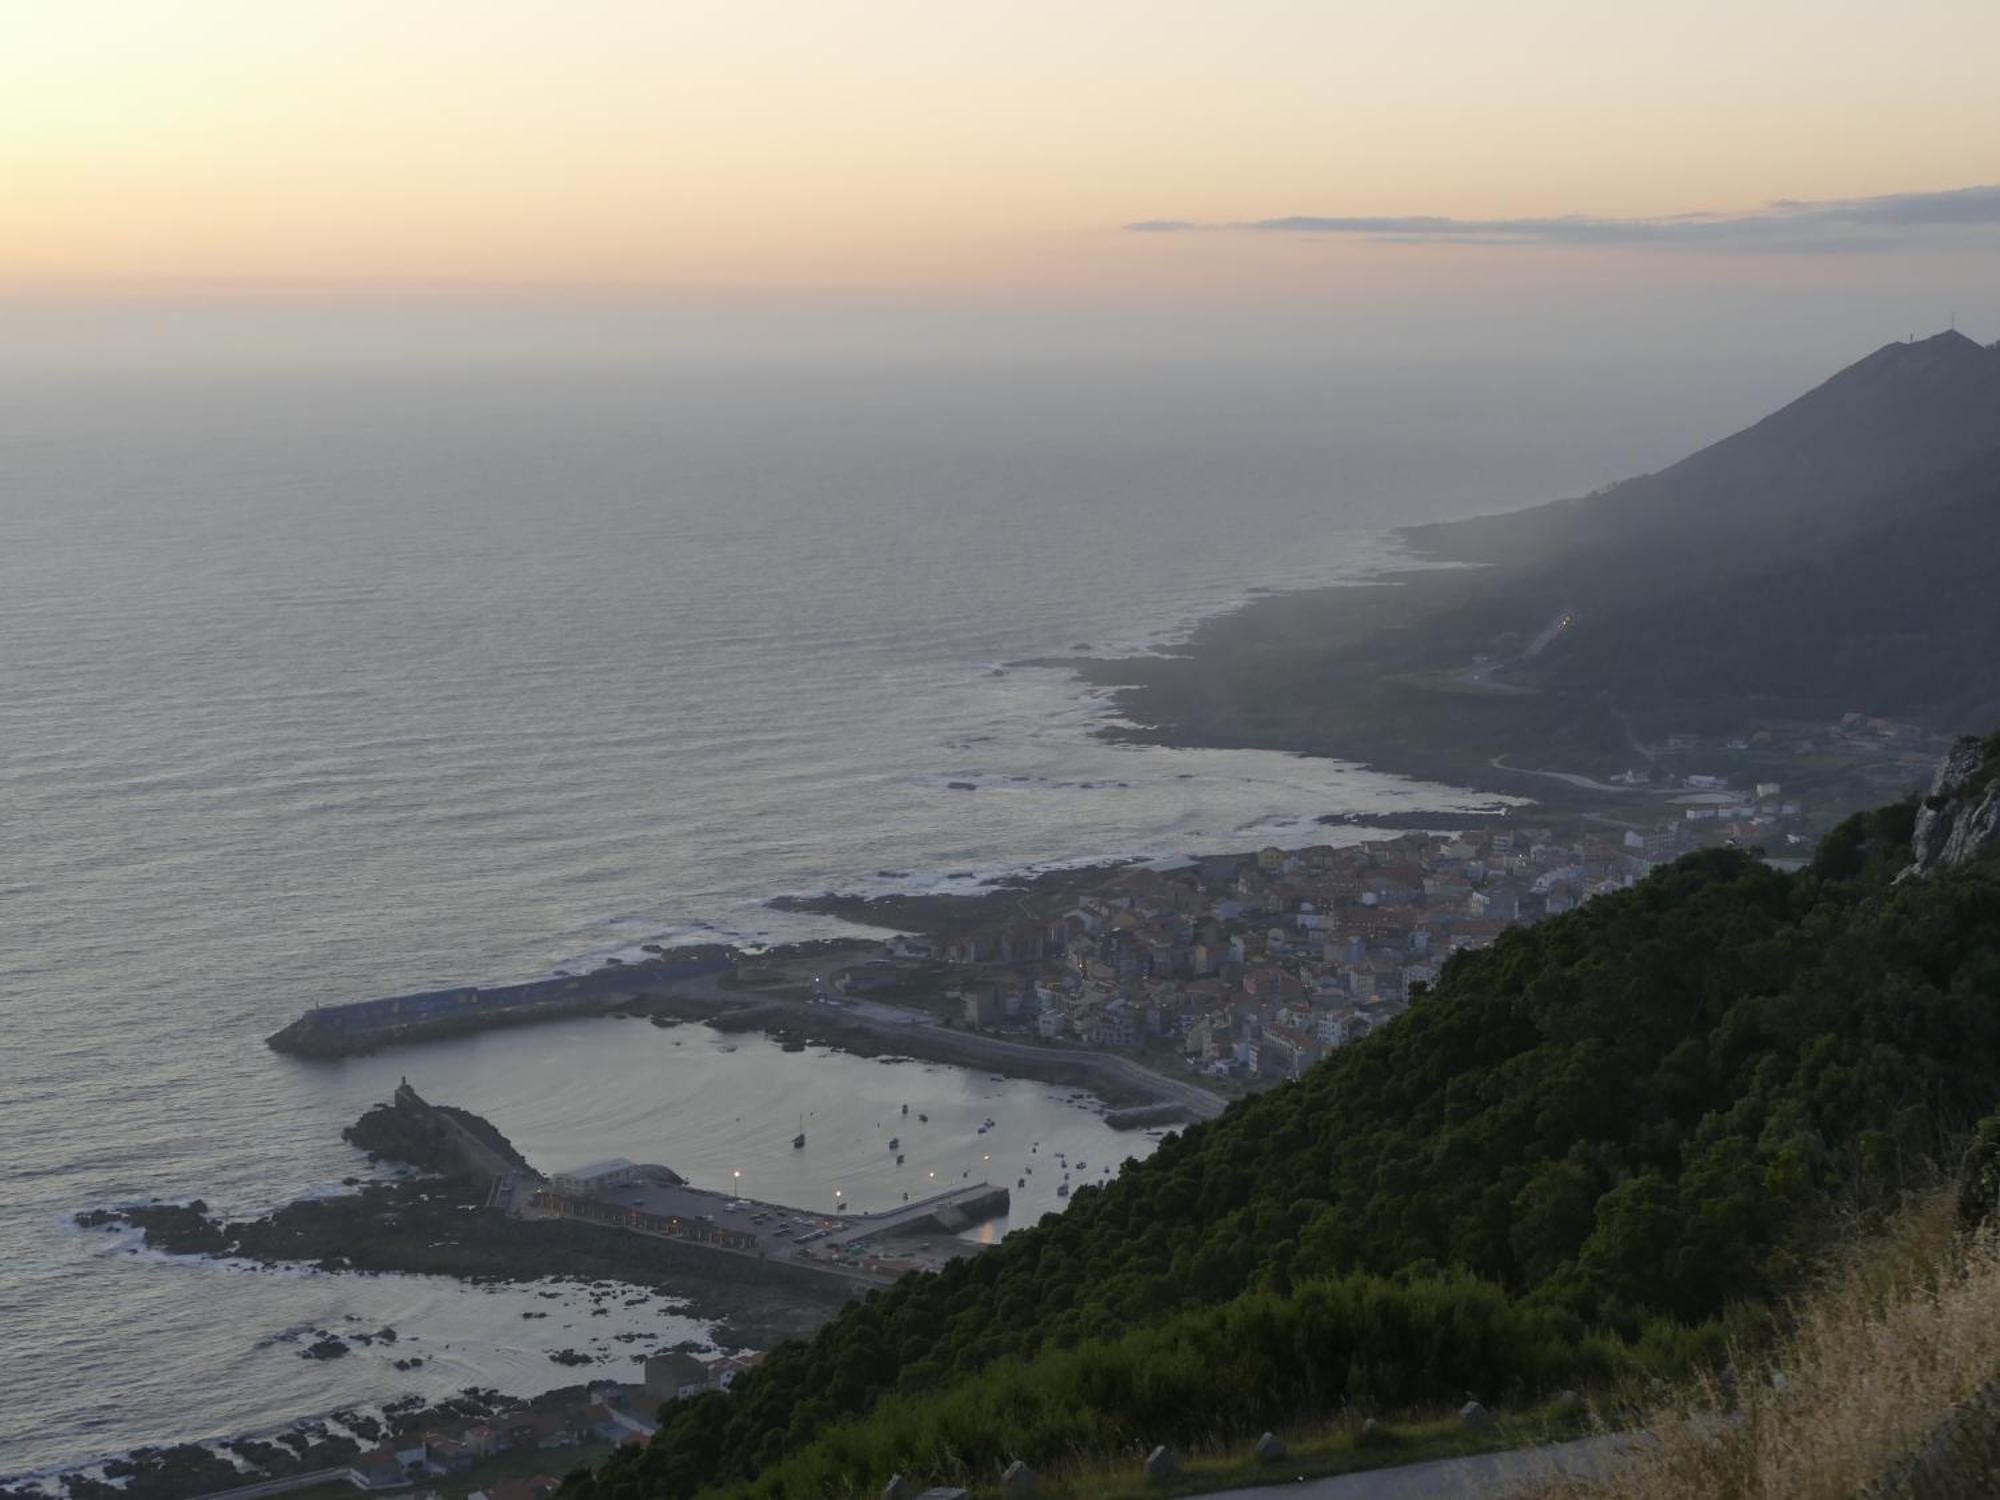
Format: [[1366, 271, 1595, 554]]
[[825, 714, 1942, 1087], [37, 712, 1949, 1500]]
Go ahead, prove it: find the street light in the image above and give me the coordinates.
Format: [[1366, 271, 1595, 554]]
[[982, 1153, 990, 1183], [732, 1168, 742, 1200]]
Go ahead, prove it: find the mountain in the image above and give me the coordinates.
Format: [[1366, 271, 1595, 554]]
[[1079, 332, 2000, 780], [1527, 447, 2000, 724], [567, 754, 2000, 1500], [1404, 330, 2000, 576]]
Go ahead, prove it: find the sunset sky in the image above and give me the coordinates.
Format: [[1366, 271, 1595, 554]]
[[6, 0, 2000, 303]]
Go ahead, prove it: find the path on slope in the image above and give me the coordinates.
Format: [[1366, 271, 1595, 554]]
[[1206, 1432, 1630, 1499]]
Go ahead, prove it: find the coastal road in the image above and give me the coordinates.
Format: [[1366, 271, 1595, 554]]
[[1207, 1432, 1632, 1499], [826, 1003, 1228, 1123], [652, 970, 1228, 1123]]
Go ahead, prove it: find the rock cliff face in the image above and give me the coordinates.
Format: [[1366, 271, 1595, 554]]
[[1904, 733, 2000, 879]]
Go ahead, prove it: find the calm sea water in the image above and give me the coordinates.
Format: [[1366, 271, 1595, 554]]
[[0, 332, 1789, 1477]]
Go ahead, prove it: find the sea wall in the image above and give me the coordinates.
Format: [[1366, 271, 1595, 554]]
[[266, 956, 735, 1057]]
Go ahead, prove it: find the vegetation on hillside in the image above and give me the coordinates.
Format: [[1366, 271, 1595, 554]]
[[566, 791, 2000, 1499], [1524, 1188, 2000, 1500]]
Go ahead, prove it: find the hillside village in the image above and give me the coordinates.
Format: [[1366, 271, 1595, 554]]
[[837, 773, 1845, 1086]]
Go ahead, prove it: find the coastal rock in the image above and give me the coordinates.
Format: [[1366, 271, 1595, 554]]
[[300, 1337, 348, 1360], [1143, 1445, 1178, 1482], [1254, 1431, 1288, 1462]]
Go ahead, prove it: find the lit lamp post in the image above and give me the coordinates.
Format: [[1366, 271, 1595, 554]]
[[732, 1168, 741, 1201], [982, 1154, 990, 1183], [835, 1188, 843, 1214]]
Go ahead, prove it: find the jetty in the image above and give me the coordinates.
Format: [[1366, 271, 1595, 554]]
[[265, 952, 735, 1056], [525, 1167, 1009, 1284]]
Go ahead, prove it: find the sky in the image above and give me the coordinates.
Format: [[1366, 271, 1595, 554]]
[[4, 0, 1998, 339]]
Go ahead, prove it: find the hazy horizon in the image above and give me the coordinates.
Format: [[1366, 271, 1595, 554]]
[[8, 2, 2000, 318]]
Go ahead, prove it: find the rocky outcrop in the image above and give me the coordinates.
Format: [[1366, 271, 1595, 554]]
[[1903, 734, 2000, 879], [342, 1082, 535, 1184]]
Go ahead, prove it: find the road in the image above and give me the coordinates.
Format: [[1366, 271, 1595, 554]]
[[654, 971, 1227, 1123], [1488, 755, 1650, 795], [1207, 1433, 1631, 1499]]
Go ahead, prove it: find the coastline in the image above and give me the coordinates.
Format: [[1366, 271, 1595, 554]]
[[31, 550, 1506, 1498]]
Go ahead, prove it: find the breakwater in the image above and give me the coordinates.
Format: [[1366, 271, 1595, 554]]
[[266, 954, 735, 1057]]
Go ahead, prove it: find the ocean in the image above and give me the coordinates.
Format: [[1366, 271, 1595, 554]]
[[0, 322, 1803, 1478]]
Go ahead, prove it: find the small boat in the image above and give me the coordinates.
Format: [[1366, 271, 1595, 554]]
[[888, 1136, 900, 1151], [918, 1113, 928, 1123], [793, 1114, 806, 1150], [896, 1154, 905, 1166], [1057, 1183, 1070, 1198], [1074, 1160, 1086, 1170], [1017, 1177, 1025, 1188], [901, 1103, 909, 1115]]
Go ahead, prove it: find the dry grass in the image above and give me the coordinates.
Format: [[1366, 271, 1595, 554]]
[[1525, 1192, 2000, 1500]]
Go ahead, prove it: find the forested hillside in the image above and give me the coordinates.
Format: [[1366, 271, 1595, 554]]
[[568, 782, 2000, 1500]]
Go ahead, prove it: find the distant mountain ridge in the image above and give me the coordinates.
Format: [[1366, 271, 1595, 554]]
[[1405, 330, 2000, 573], [1530, 445, 2000, 722], [1073, 329, 2000, 777]]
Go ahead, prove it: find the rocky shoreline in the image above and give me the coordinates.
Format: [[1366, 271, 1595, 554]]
[[75, 1157, 853, 1353], [0, 1387, 516, 1500], [29, 1097, 857, 1500]]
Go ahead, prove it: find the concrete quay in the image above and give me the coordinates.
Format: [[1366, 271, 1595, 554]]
[[266, 954, 735, 1057], [524, 1171, 1011, 1284]]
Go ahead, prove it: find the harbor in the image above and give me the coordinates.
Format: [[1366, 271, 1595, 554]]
[[525, 1160, 1012, 1283]]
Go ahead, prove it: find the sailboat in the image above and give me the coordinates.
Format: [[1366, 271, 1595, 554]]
[[792, 1114, 806, 1150]]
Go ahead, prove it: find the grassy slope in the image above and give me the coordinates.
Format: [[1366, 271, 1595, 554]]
[[1523, 1188, 2000, 1500]]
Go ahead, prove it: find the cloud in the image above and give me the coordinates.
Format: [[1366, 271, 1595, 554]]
[[1126, 185, 2000, 252]]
